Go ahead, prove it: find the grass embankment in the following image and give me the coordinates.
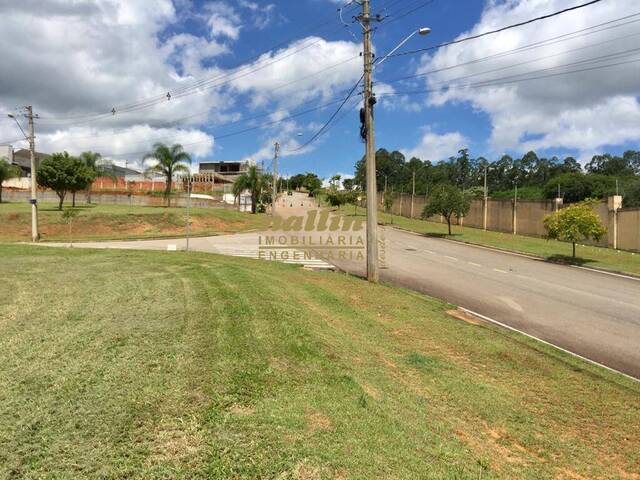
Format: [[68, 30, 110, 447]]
[[339, 205, 640, 276], [1, 244, 638, 479], [0, 202, 270, 242]]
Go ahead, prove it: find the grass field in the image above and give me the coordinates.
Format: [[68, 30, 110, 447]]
[[337, 205, 640, 277], [0, 202, 270, 242], [1, 244, 638, 479]]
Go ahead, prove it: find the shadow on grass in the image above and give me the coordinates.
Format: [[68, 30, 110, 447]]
[[545, 254, 595, 266], [420, 232, 462, 239]]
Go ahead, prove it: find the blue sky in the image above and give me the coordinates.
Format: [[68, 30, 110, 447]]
[[1, 0, 638, 179]]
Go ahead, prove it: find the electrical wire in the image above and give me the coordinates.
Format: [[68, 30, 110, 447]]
[[380, 30, 640, 87], [284, 0, 606, 153], [57, 97, 352, 153], [380, 0, 436, 27], [382, 56, 640, 97], [35, 55, 361, 140], [387, 0, 604, 58], [283, 97, 362, 156], [378, 14, 640, 84], [40, 3, 361, 123], [287, 74, 364, 153]]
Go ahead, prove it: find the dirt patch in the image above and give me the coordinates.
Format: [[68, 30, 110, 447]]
[[228, 404, 255, 416], [147, 417, 204, 467], [361, 383, 380, 400], [291, 460, 322, 480], [307, 411, 332, 433], [554, 468, 590, 480], [446, 309, 483, 325]]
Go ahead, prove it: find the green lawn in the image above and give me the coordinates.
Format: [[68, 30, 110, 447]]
[[0, 202, 270, 242], [1, 245, 638, 479], [338, 205, 640, 277]]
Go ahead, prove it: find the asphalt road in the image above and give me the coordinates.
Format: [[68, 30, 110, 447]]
[[43, 192, 640, 379]]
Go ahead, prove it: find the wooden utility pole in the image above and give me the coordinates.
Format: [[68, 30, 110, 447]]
[[411, 170, 416, 218], [359, 0, 380, 282], [483, 164, 488, 231], [513, 182, 518, 235], [185, 175, 192, 251], [26, 106, 39, 242], [272, 142, 280, 215]]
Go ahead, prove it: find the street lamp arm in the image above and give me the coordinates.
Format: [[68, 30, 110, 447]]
[[373, 27, 431, 70], [7, 114, 29, 141]]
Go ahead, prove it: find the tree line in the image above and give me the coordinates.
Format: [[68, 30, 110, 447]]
[[352, 148, 640, 207]]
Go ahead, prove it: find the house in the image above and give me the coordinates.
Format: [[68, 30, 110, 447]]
[[0, 146, 50, 177], [198, 160, 253, 182]]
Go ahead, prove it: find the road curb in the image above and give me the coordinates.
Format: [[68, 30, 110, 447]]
[[458, 307, 640, 384]]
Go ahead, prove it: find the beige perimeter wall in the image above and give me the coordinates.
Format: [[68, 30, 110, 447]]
[[385, 192, 640, 252]]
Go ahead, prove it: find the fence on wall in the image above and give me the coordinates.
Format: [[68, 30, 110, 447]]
[[384, 192, 640, 252]]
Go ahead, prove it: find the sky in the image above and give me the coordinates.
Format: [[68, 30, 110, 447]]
[[0, 0, 638, 180]]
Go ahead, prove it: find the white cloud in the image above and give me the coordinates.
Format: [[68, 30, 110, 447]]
[[415, 0, 640, 157], [403, 129, 467, 162], [205, 1, 241, 40], [0, 0, 362, 166], [229, 37, 362, 108]]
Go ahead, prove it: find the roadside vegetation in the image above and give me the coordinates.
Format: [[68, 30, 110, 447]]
[[0, 202, 270, 242], [1, 244, 638, 479]]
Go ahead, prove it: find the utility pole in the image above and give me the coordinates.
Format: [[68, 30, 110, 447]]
[[513, 181, 518, 235], [359, 0, 380, 283], [483, 164, 488, 231], [185, 175, 191, 251], [272, 141, 280, 215], [411, 170, 416, 218], [26, 106, 39, 242]]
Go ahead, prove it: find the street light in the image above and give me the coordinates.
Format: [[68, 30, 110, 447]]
[[363, 25, 430, 282], [374, 27, 431, 70], [7, 113, 28, 141]]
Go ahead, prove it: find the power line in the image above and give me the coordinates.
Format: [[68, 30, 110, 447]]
[[283, 97, 362, 157], [380, 0, 436, 27], [380, 14, 640, 84], [35, 56, 361, 138], [287, 74, 364, 153], [381, 31, 640, 87], [388, 0, 604, 58], [40, 3, 361, 124], [70, 97, 351, 153], [382, 56, 640, 97]]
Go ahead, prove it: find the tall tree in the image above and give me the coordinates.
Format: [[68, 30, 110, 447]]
[[0, 158, 21, 203], [586, 153, 634, 177], [233, 165, 265, 214], [422, 184, 472, 235], [544, 200, 607, 258], [37, 152, 91, 210], [143, 143, 191, 207]]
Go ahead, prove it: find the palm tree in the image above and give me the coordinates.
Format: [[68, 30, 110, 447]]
[[233, 165, 264, 214], [80, 151, 115, 204], [0, 158, 21, 203], [143, 143, 191, 207]]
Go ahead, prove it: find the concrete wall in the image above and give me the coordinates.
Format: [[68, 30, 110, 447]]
[[618, 208, 640, 252], [2, 190, 229, 209], [2, 177, 31, 189], [384, 192, 640, 252]]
